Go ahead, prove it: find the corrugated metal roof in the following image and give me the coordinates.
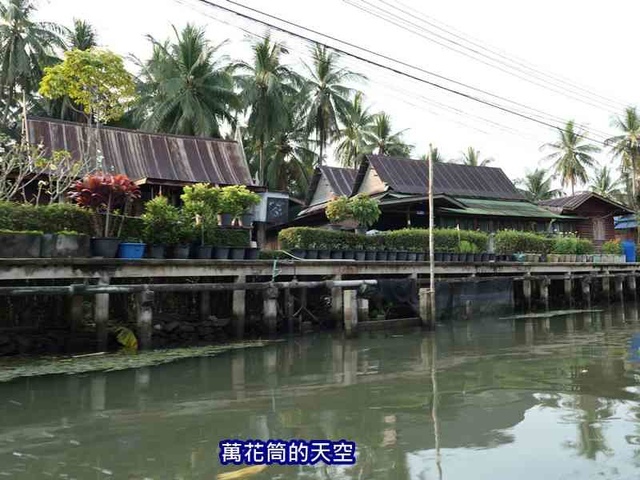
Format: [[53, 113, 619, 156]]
[[439, 198, 565, 219], [539, 191, 633, 213], [321, 166, 357, 197], [27, 117, 253, 186], [615, 214, 636, 229], [356, 155, 525, 200]]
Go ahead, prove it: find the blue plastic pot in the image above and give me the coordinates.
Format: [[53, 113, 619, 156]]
[[118, 242, 146, 259]]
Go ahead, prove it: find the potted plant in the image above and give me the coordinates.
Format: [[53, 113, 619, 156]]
[[68, 173, 141, 258], [118, 237, 146, 259], [229, 186, 261, 227], [141, 196, 180, 259], [0, 229, 43, 258], [218, 186, 243, 227], [350, 194, 380, 235], [365, 237, 377, 261], [306, 242, 319, 260], [171, 216, 194, 259], [326, 196, 354, 229]]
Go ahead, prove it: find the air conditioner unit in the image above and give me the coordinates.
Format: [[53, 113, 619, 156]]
[[254, 192, 290, 225]]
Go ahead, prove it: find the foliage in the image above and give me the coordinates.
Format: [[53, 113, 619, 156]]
[[576, 238, 594, 255], [515, 168, 561, 202], [68, 18, 97, 51], [382, 229, 428, 252], [112, 326, 138, 353], [457, 146, 493, 166], [349, 194, 380, 228], [35, 149, 95, 205], [325, 196, 353, 224], [541, 120, 600, 195], [208, 227, 250, 247], [602, 239, 622, 255], [141, 196, 180, 245], [39, 48, 136, 123], [605, 106, 640, 207], [0, 201, 92, 233], [590, 165, 623, 201], [220, 185, 261, 217], [495, 230, 555, 254], [367, 112, 412, 156], [457, 240, 479, 254], [335, 92, 374, 168], [0, 228, 42, 235]]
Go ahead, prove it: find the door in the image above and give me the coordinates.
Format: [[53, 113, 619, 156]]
[[593, 218, 606, 242]]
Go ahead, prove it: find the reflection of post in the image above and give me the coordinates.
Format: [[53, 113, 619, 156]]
[[523, 275, 532, 312], [343, 341, 358, 386], [602, 273, 610, 303], [135, 367, 151, 410], [540, 277, 550, 311], [428, 335, 442, 480], [581, 277, 592, 309], [542, 317, 550, 334], [231, 350, 246, 400], [332, 339, 344, 383], [629, 304, 639, 323], [604, 309, 613, 331], [232, 275, 246, 339], [627, 274, 637, 301], [136, 289, 154, 351], [566, 314, 575, 333], [525, 319, 534, 345], [564, 274, 573, 307], [90, 373, 106, 412], [615, 276, 624, 304], [263, 285, 279, 335]]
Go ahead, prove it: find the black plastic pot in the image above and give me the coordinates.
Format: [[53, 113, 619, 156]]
[[318, 249, 331, 260], [397, 251, 408, 261], [213, 246, 230, 260], [443, 253, 452, 262], [488, 253, 496, 262], [0, 232, 42, 258], [197, 245, 213, 259], [172, 244, 191, 259], [407, 252, 417, 262], [434, 252, 444, 262], [230, 247, 246, 260], [343, 250, 355, 260], [148, 244, 166, 259], [387, 251, 398, 261], [330, 250, 344, 260], [291, 249, 306, 259], [245, 248, 259, 260], [239, 213, 254, 228], [355, 250, 366, 261], [365, 251, 376, 261], [219, 213, 234, 227], [480, 253, 488, 262], [91, 237, 120, 258], [377, 251, 389, 261], [416, 252, 426, 262], [306, 249, 319, 260]]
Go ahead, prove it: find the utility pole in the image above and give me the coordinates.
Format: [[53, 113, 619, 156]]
[[428, 153, 436, 327]]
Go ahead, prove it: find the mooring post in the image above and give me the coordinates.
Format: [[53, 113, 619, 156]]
[[357, 296, 369, 322], [564, 273, 573, 307], [284, 288, 295, 333], [602, 272, 610, 302], [343, 289, 358, 337], [523, 274, 532, 311], [627, 274, 637, 301], [419, 288, 433, 328], [581, 276, 592, 309], [136, 289, 154, 351], [540, 276, 550, 311], [331, 275, 343, 324], [94, 273, 110, 351], [263, 284, 279, 335], [232, 275, 246, 339], [615, 275, 624, 304]]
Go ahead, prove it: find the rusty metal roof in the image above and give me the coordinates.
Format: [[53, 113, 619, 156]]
[[539, 192, 632, 214], [321, 166, 357, 197], [27, 117, 253, 186], [355, 155, 525, 200]]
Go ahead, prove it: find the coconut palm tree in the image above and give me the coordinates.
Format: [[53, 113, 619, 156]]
[[303, 44, 363, 164], [590, 165, 623, 200], [237, 34, 301, 185], [68, 18, 97, 51], [515, 168, 561, 202], [458, 146, 494, 166], [135, 24, 239, 138], [335, 92, 374, 168], [0, 0, 67, 126], [605, 107, 640, 203], [367, 112, 412, 157], [541, 120, 600, 195], [420, 144, 444, 163]]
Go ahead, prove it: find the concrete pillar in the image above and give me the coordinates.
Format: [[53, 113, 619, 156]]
[[419, 288, 434, 328], [581, 276, 592, 309], [627, 275, 637, 300], [523, 275, 532, 311], [602, 272, 610, 302], [540, 277, 550, 311], [67, 295, 84, 332], [284, 288, 295, 333], [357, 297, 369, 322], [232, 275, 246, 338], [331, 275, 343, 324], [564, 274, 573, 307], [343, 289, 358, 337], [263, 284, 279, 335], [199, 290, 211, 321], [94, 274, 110, 351], [615, 275, 624, 304], [136, 289, 154, 351]]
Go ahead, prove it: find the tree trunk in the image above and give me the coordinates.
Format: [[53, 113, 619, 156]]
[[259, 139, 265, 187], [21, 89, 29, 145]]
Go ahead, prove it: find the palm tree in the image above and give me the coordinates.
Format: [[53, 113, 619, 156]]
[[367, 112, 412, 157], [515, 168, 561, 202], [303, 45, 363, 164], [420, 143, 444, 163], [334, 92, 374, 168], [590, 165, 623, 200], [540, 120, 600, 195], [136, 24, 239, 138], [237, 34, 300, 185], [605, 107, 640, 204], [0, 0, 67, 126], [458, 146, 493, 166], [68, 18, 97, 50]]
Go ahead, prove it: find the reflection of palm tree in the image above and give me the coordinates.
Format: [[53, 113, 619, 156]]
[[566, 395, 614, 459]]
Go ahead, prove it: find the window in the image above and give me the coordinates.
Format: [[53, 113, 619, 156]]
[[593, 218, 606, 241]]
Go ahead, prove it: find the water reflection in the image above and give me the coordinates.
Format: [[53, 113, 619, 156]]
[[1, 307, 640, 478]]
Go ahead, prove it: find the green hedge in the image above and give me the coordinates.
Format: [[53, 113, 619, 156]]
[[208, 228, 251, 247], [0, 202, 92, 234], [495, 230, 555, 254], [278, 227, 488, 252]]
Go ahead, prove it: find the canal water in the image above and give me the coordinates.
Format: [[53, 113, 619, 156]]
[[2, 307, 640, 479]]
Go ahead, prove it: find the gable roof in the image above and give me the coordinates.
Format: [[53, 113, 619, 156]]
[[27, 117, 253, 186], [304, 166, 358, 206], [354, 155, 525, 200], [539, 192, 633, 214]]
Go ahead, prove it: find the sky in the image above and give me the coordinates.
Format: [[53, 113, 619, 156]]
[[36, 0, 640, 189]]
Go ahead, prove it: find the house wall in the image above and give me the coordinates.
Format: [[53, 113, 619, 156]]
[[309, 176, 334, 206], [356, 166, 386, 196], [572, 198, 618, 245]]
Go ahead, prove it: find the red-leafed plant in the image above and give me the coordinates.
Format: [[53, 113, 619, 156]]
[[68, 173, 141, 238]]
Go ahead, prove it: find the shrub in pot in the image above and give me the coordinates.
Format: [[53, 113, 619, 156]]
[[141, 196, 180, 259], [68, 173, 141, 258], [224, 186, 261, 227], [325, 196, 354, 228], [0, 230, 43, 258], [350, 194, 381, 235], [170, 217, 195, 259]]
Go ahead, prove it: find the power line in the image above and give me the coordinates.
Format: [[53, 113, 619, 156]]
[[190, 0, 613, 147]]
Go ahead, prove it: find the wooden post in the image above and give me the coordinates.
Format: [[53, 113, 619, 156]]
[[263, 284, 279, 335], [136, 289, 154, 351], [627, 274, 637, 301], [582, 276, 592, 309], [602, 272, 610, 302], [615, 275, 624, 304], [94, 274, 110, 351], [331, 275, 343, 324], [523, 275, 532, 312], [284, 288, 295, 333], [67, 295, 84, 332], [232, 275, 246, 339], [419, 288, 433, 327], [540, 277, 550, 311], [357, 297, 369, 322], [343, 289, 358, 337], [564, 274, 573, 307]]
